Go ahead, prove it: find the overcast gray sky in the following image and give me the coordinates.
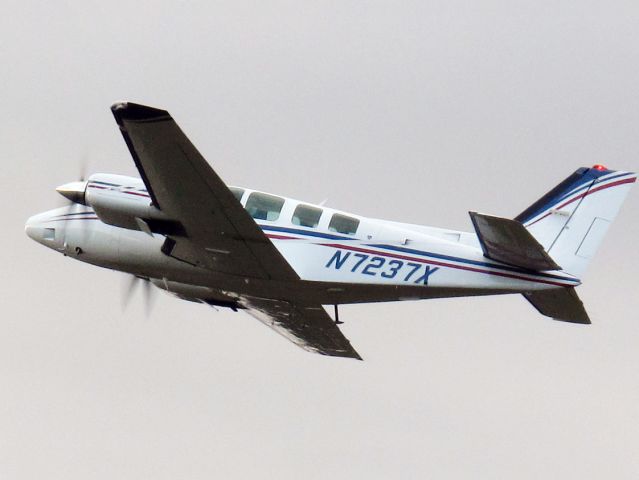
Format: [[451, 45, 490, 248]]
[[2, 1, 639, 478]]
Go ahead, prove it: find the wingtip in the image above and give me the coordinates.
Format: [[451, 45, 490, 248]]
[[341, 348, 364, 361], [320, 347, 363, 360], [553, 317, 591, 325], [110, 101, 171, 124]]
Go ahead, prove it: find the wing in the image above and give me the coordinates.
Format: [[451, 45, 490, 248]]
[[240, 296, 362, 360], [110, 102, 298, 281]]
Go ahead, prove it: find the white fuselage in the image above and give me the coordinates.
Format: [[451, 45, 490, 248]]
[[25, 174, 580, 307]]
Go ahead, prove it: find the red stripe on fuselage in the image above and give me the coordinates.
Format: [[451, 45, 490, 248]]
[[265, 233, 298, 240]]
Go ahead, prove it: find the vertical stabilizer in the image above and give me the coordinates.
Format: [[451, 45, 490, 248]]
[[515, 166, 636, 277]]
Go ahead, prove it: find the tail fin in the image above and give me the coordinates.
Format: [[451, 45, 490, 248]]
[[515, 165, 636, 277]]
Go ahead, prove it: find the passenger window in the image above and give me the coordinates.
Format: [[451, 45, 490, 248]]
[[229, 187, 245, 202], [328, 214, 359, 235], [245, 192, 285, 221], [292, 204, 322, 228]]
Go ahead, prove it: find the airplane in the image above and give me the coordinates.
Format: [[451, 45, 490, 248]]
[[25, 102, 637, 360]]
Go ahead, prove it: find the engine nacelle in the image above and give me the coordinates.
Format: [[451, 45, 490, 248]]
[[84, 174, 175, 233]]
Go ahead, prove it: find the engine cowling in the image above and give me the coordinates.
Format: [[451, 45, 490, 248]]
[[58, 173, 178, 234]]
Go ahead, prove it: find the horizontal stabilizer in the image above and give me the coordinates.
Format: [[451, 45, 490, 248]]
[[523, 287, 590, 324], [469, 212, 561, 271]]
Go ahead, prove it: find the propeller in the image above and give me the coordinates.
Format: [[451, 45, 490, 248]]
[[122, 275, 157, 316], [56, 155, 89, 206], [54, 155, 92, 254]]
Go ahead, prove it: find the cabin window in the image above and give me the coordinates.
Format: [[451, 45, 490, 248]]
[[229, 187, 245, 203], [328, 214, 359, 235], [245, 192, 285, 221], [292, 204, 322, 228]]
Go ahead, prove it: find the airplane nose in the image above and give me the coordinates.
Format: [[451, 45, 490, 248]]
[[25, 215, 41, 242]]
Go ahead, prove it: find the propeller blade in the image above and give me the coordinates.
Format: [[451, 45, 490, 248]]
[[142, 278, 155, 317], [79, 154, 88, 182], [122, 275, 140, 312], [121, 275, 156, 315]]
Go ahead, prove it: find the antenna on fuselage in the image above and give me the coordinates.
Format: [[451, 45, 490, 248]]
[[334, 304, 343, 325]]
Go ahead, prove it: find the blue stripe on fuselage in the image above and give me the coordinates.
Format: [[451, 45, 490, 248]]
[[259, 224, 358, 241]]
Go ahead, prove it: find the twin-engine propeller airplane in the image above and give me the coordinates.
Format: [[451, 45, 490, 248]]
[[26, 103, 636, 360]]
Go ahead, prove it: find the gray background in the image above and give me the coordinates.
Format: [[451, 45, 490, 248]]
[[2, 1, 638, 478]]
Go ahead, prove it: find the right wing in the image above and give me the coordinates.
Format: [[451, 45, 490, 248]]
[[240, 296, 363, 360]]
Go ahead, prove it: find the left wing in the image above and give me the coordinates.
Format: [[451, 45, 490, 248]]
[[111, 102, 298, 281], [239, 296, 363, 360]]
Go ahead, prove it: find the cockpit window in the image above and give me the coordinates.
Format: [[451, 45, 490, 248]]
[[292, 204, 322, 228], [328, 214, 359, 235], [245, 192, 285, 221], [229, 187, 245, 203]]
